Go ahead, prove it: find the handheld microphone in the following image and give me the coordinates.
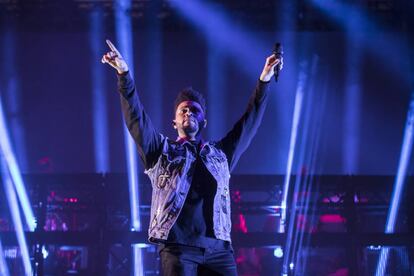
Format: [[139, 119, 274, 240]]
[[273, 43, 283, 82]]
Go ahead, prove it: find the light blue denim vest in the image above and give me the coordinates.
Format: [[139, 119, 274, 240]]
[[145, 136, 232, 243]]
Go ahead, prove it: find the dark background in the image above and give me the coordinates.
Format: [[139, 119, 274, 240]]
[[0, 0, 412, 175]]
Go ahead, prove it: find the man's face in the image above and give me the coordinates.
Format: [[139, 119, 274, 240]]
[[173, 100, 205, 139]]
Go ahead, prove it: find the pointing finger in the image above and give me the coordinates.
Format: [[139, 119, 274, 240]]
[[106, 39, 121, 56], [106, 39, 116, 51]]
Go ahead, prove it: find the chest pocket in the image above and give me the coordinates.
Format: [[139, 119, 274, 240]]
[[201, 145, 229, 180], [156, 146, 186, 189], [211, 154, 227, 164]]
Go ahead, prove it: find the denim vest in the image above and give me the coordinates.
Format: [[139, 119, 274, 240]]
[[145, 136, 232, 243]]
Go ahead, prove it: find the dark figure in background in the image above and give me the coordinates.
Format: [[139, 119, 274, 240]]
[[102, 40, 282, 276]]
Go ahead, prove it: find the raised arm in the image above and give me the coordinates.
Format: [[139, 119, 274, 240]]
[[218, 54, 282, 171], [102, 40, 163, 169]]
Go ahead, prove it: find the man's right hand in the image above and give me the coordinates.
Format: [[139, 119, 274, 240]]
[[101, 39, 129, 74]]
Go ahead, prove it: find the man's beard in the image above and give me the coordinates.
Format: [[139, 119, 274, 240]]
[[183, 118, 203, 136]]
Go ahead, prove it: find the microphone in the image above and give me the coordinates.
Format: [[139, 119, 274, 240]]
[[273, 43, 283, 82]]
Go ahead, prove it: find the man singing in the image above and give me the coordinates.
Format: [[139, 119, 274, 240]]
[[102, 39, 282, 276]]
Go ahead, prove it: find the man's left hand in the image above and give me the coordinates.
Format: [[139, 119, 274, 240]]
[[259, 54, 283, 82]]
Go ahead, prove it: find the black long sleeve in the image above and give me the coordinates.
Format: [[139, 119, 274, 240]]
[[118, 72, 163, 170], [218, 80, 270, 172]]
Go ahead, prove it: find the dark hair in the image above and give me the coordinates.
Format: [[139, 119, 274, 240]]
[[174, 87, 206, 113]]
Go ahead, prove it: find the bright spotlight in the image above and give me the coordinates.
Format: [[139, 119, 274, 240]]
[[274, 246, 284, 258]]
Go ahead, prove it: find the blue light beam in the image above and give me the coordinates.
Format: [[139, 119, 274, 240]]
[[281, 57, 320, 276], [343, 37, 362, 174], [279, 62, 307, 234], [0, 94, 35, 231], [375, 95, 414, 276], [3, 29, 29, 174], [207, 43, 226, 139], [114, 0, 141, 233], [308, 0, 410, 85], [90, 8, 110, 173], [169, 0, 267, 79], [1, 157, 32, 275], [0, 239, 10, 276], [114, 0, 143, 275]]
